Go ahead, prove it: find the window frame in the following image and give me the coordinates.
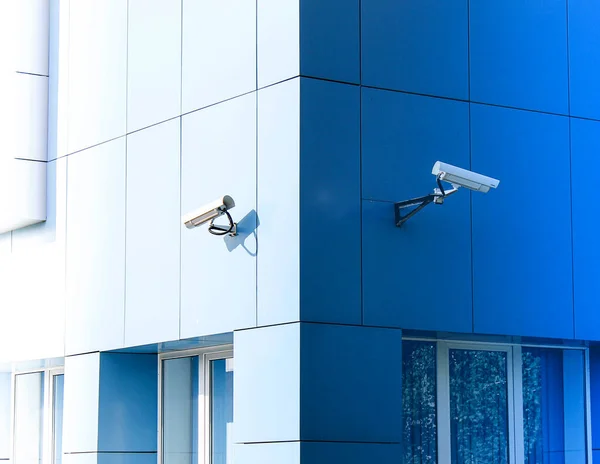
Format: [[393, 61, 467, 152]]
[[157, 346, 233, 464], [10, 366, 64, 464], [405, 338, 591, 464]]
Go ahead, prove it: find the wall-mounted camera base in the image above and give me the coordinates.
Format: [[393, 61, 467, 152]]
[[208, 211, 238, 237]]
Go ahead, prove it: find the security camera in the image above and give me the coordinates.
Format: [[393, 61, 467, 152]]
[[432, 161, 500, 193], [183, 195, 237, 236], [394, 161, 499, 227]]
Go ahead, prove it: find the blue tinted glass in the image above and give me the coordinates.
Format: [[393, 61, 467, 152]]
[[449, 349, 508, 464], [211, 359, 234, 464], [402, 341, 437, 464], [162, 357, 199, 464], [522, 348, 586, 463], [53, 375, 64, 464]]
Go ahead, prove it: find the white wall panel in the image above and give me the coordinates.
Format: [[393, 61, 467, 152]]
[[125, 119, 180, 346], [257, 79, 300, 325], [54, 0, 70, 159], [128, 0, 182, 132], [0, 373, 10, 459], [0, 233, 10, 255], [66, 139, 126, 355], [68, 0, 127, 153], [257, 0, 300, 87], [14, 73, 48, 161], [182, 0, 256, 112], [180, 93, 256, 338], [15, 0, 50, 75], [62, 353, 100, 453]]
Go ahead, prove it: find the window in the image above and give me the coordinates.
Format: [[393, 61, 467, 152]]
[[160, 348, 234, 464], [11, 368, 64, 464], [402, 341, 590, 464]]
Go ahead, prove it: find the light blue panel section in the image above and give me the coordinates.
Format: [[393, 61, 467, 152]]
[[257, 0, 299, 88], [97, 453, 156, 464], [233, 443, 300, 464], [127, 0, 181, 132], [98, 353, 157, 453], [181, 94, 256, 338], [301, 442, 402, 463], [0, 374, 10, 459], [300, 79, 361, 324], [470, 0, 569, 114], [13, 372, 44, 464], [568, 0, 600, 120], [361, 89, 472, 332], [471, 104, 573, 338], [68, 0, 127, 153], [562, 351, 586, 463], [300, 0, 359, 83], [125, 119, 180, 347], [63, 452, 97, 464], [234, 324, 300, 443], [257, 79, 300, 326], [361, 0, 468, 99], [66, 139, 126, 354], [300, 324, 402, 442], [571, 119, 600, 341], [182, 0, 256, 112], [63, 354, 100, 453], [53, 375, 64, 464]]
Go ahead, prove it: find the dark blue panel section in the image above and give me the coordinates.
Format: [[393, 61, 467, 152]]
[[361, 0, 468, 100], [571, 119, 600, 340], [300, 323, 402, 442], [361, 89, 472, 332], [470, 0, 569, 114], [301, 442, 402, 463], [471, 104, 572, 338], [98, 354, 158, 452], [97, 453, 156, 464], [568, 0, 600, 120], [300, 79, 361, 324], [590, 347, 600, 449], [300, 0, 359, 83]]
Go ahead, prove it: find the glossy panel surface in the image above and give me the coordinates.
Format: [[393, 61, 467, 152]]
[[234, 324, 300, 443], [127, 0, 181, 132], [180, 94, 256, 338], [257, 79, 300, 326], [62, 354, 100, 453], [471, 104, 572, 338], [66, 139, 126, 354], [362, 89, 472, 331], [470, 0, 569, 114], [182, 0, 256, 112], [126, 120, 180, 346], [300, 79, 361, 324], [571, 118, 600, 340], [68, 0, 127, 153], [361, 0, 468, 99]]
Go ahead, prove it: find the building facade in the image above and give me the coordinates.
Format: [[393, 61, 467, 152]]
[[1, 0, 600, 463]]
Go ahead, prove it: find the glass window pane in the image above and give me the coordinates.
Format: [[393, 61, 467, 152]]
[[53, 374, 64, 464], [211, 358, 233, 464], [402, 341, 437, 464], [162, 357, 199, 464], [522, 348, 587, 463], [449, 349, 509, 464], [14, 372, 44, 464]]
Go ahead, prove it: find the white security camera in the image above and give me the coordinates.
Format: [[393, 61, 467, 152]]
[[394, 161, 500, 227], [432, 161, 500, 193], [183, 195, 237, 236]]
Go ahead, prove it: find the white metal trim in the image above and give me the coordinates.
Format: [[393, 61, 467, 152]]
[[436, 343, 450, 464], [512, 346, 525, 464]]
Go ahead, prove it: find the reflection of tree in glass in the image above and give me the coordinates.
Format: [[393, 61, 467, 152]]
[[449, 350, 508, 464], [403, 341, 437, 464], [522, 351, 543, 463]]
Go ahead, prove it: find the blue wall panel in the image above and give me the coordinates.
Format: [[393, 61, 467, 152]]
[[568, 0, 600, 120], [300, 323, 402, 443], [300, 0, 359, 84], [361, 89, 472, 332], [471, 104, 572, 338], [300, 79, 361, 325], [571, 118, 600, 341], [361, 0, 468, 100], [590, 347, 600, 450], [301, 442, 402, 463], [470, 0, 569, 115]]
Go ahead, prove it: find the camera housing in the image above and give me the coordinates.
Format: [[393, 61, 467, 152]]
[[183, 195, 235, 229], [432, 161, 500, 193]]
